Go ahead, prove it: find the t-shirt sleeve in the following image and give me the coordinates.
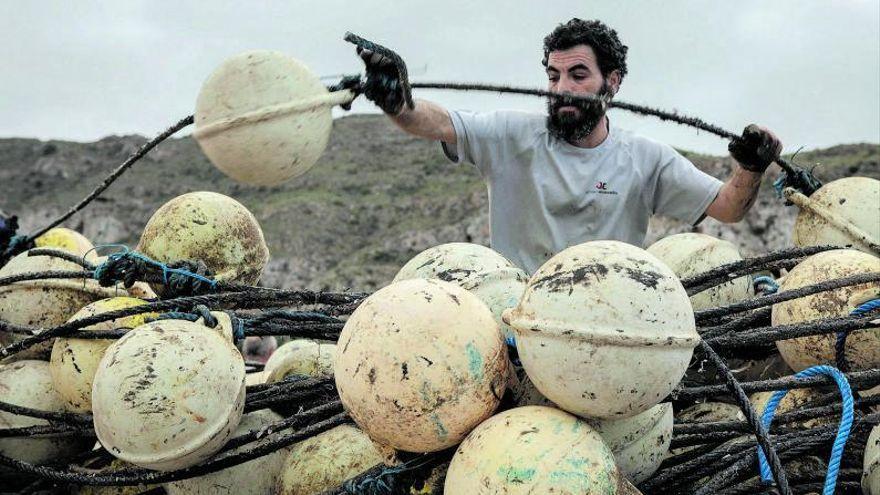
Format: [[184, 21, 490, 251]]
[[652, 145, 724, 225], [441, 110, 511, 176]]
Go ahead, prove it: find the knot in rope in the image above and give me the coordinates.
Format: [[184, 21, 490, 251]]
[[835, 298, 880, 372], [773, 167, 823, 199], [342, 455, 438, 495], [230, 313, 246, 341], [0, 215, 34, 265], [756, 365, 854, 495], [92, 245, 218, 297], [193, 305, 217, 328], [753, 275, 780, 295]]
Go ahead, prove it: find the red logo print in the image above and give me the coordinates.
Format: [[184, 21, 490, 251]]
[[595, 181, 608, 190]]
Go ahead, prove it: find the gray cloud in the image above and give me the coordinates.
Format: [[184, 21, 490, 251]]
[[1, 0, 877, 155]]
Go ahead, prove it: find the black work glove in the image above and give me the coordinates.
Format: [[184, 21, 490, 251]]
[[356, 47, 407, 115], [728, 124, 782, 173]]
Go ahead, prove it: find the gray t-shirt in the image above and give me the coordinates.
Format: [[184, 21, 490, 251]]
[[441, 109, 724, 274]]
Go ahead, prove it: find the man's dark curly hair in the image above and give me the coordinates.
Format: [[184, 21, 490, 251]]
[[542, 18, 628, 81]]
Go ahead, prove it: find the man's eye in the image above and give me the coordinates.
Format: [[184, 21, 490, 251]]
[[548, 76, 559, 82]]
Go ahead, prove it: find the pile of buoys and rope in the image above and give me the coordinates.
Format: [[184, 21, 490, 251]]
[[0, 34, 878, 495]]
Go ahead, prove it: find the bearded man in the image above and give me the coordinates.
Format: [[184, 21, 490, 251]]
[[355, 18, 782, 274]]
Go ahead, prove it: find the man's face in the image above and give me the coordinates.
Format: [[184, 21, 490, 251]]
[[545, 44, 612, 142]]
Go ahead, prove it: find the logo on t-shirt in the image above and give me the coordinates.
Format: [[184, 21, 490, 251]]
[[589, 181, 618, 195]]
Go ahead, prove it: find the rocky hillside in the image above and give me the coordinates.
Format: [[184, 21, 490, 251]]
[[1, 115, 877, 290]]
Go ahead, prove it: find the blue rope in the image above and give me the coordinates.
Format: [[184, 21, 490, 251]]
[[92, 244, 217, 290], [835, 298, 880, 372], [772, 174, 787, 198], [756, 365, 854, 495], [233, 316, 245, 341], [753, 275, 779, 295]]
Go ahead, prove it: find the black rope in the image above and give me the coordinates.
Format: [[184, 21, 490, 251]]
[[0, 411, 350, 486], [0, 270, 93, 287], [696, 341, 791, 494], [398, 81, 820, 194], [0, 287, 366, 358], [27, 115, 194, 241], [27, 248, 97, 270], [694, 272, 880, 323], [673, 369, 880, 402], [683, 245, 839, 296], [705, 313, 880, 350]]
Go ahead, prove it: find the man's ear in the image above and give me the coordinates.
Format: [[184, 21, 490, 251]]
[[607, 70, 622, 95]]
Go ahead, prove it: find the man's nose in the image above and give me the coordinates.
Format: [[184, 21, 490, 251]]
[[556, 76, 576, 94]]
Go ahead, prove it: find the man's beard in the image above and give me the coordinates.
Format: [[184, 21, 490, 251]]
[[546, 81, 611, 143]]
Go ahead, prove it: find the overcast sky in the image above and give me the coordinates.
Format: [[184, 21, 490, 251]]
[[1, 0, 877, 155]]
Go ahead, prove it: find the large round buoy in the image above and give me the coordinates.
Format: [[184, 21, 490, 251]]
[[194, 51, 347, 185], [445, 406, 623, 494], [792, 177, 880, 255], [864, 424, 880, 495], [646, 233, 753, 310], [393, 242, 518, 282], [164, 410, 288, 495], [504, 240, 700, 419], [276, 424, 385, 495], [0, 249, 117, 352], [590, 402, 673, 484], [393, 242, 528, 340], [263, 339, 336, 384], [50, 297, 154, 413], [33, 227, 98, 262], [92, 320, 246, 470], [136, 191, 270, 293], [335, 278, 508, 452], [773, 249, 880, 372], [0, 360, 89, 464]]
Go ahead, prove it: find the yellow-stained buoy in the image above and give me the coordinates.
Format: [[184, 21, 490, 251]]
[[136, 191, 269, 294], [393, 242, 528, 340], [393, 242, 518, 283], [164, 410, 289, 495], [0, 360, 89, 464], [263, 339, 336, 383], [50, 297, 154, 413], [0, 249, 118, 352], [750, 388, 830, 429], [863, 423, 880, 495], [34, 227, 98, 262], [589, 402, 673, 484], [773, 249, 880, 372], [335, 279, 508, 452], [92, 320, 246, 470], [445, 406, 623, 494], [276, 424, 385, 495], [646, 233, 753, 310], [791, 177, 880, 255], [504, 241, 700, 419], [194, 51, 350, 185]]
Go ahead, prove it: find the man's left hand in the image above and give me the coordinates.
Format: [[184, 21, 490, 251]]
[[728, 124, 782, 174]]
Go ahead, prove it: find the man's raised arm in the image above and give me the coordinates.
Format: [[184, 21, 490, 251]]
[[356, 48, 456, 144], [706, 124, 782, 223]]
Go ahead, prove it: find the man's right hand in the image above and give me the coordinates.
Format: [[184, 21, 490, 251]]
[[357, 47, 407, 115]]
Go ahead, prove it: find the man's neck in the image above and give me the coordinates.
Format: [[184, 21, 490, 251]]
[[567, 116, 610, 149]]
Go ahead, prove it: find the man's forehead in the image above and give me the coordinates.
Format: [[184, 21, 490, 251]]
[[546, 45, 599, 70]]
